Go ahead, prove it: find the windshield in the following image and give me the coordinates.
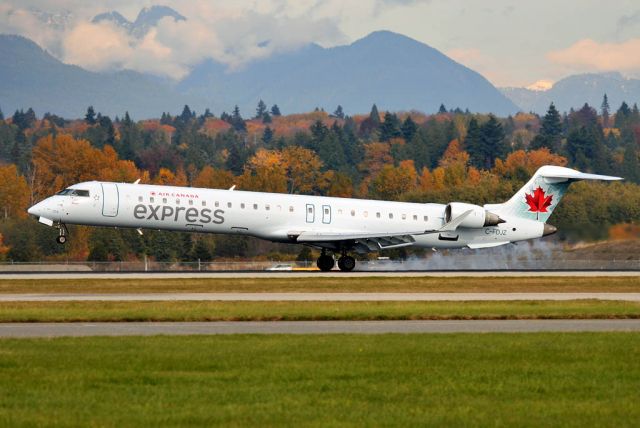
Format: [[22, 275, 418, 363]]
[[56, 188, 90, 197]]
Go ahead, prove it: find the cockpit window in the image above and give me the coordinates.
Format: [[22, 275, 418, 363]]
[[56, 188, 90, 197]]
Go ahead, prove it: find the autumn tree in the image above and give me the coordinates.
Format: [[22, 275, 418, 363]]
[[370, 160, 417, 199], [239, 149, 287, 193], [494, 148, 567, 180], [193, 166, 235, 189], [0, 164, 29, 218], [282, 146, 324, 194]]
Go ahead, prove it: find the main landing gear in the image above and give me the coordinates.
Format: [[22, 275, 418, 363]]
[[316, 249, 356, 272], [56, 223, 68, 245]]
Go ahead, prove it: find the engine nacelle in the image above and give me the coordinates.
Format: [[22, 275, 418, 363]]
[[444, 202, 504, 228]]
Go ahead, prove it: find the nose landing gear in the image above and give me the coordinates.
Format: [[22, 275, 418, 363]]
[[56, 223, 68, 245]]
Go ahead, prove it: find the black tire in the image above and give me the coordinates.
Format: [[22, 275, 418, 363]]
[[316, 255, 335, 271], [56, 235, 67, 245], [337, 256, 356, 272]]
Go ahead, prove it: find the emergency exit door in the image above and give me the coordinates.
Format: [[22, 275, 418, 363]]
[[101, 183, 119, 217], [306, 204, 315, 223]]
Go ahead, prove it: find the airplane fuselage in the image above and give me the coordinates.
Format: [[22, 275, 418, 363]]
[[29, 181, 544, 251]]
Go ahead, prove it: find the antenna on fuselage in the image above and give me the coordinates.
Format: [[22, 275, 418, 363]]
[[133, 179, 141, 184], [228, 185, 236, 191]]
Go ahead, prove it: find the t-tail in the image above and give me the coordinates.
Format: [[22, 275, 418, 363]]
[[484, 165, 622, 233]]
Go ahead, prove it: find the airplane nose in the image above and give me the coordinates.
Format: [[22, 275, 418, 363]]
[[28, 201, 45, 217]]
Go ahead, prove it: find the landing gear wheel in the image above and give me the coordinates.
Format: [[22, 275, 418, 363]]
[[337, 256, 356, 272], [317, 254, 335, 272], [56, 223, 68, 245]]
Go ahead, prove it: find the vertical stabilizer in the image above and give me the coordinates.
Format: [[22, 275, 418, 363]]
[[485, 165, 622, 222]]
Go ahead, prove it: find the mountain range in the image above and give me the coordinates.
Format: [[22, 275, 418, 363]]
[[1, 4, 639, 120], [500, 73, 640, 114], [0, 27, 518, 119]]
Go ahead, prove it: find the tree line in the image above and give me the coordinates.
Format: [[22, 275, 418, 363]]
[[0, 96, 638, 262]]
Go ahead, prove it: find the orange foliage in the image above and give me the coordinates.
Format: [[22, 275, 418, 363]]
[[268, 111, 336, 137], [439, 139, 470, 186], [0, 164, 29, 218], [371, 159, 417, 199], [153, 167, 188, 186], [239, 149, 287, 193], [193, 166, 235, 189], [608, 223, 640, 240], [324, 171, 354, 198], [201, 118, 232, 137], [31, 134, 144, 200], [282, 146, 325, 194], [494, 148, 567, 177]]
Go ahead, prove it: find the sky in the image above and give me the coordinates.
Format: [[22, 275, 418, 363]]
[[1, 0, 640, 88]]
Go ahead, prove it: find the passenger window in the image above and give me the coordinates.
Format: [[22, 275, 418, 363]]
[[202, 201, 206, 207], [376, 212, 381, 218], [266, 205, 270, 211], [228, 202, 232, 208], [254, 204, 258, 210], [289, 206, 294, 212], [402, 214, 406, 220], [189, 200, 193, 206], [424, 215, 428, 222], [215, 201, 219, 207], [351, 210, 355, 216], [163, 198, 167, 204], [138, 196, 143, 202], [241, 203, 245, 209], [389, 213, 394, 219], [413, 215, 418, 221], [364, 211, 368, 218], [150, 197, 154, 203]]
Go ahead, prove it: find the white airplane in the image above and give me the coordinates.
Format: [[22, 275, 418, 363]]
[[27, 165, 621, 271]]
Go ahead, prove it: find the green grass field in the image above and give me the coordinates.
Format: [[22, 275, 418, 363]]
[[1, 300, 640, 322], [0, 276, 638, 293], [0, 333, 638, 427]]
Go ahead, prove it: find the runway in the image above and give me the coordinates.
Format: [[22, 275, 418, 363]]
[[2, 292, 640, 301], [0, 270, 638, 279], [1, 320, 639, 337]]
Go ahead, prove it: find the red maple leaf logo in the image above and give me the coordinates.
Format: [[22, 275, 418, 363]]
[[525, 186, 553, 219]]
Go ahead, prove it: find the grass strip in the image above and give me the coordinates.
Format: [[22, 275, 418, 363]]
[[1, 300, 640, 322], [0, 276, 639, 293], [1, 333, 639, 426]]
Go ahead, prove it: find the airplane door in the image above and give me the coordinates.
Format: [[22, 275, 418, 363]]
[[306, 204, 315, 223], [322, 205, 331, 224], [101, 183, 119, 217]]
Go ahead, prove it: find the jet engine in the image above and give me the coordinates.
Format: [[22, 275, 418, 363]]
[[444, 202, 504, 228]]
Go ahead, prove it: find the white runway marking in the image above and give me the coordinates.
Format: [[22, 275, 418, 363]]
[[2, 292, 640, 302], [1, 320, 639, 337], [0, 271, 638, 279]]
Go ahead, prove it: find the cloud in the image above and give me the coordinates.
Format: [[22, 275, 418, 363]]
[[446, 48, 514, 86], [617, 10, 640, 34], [547, 38, 640, 74]]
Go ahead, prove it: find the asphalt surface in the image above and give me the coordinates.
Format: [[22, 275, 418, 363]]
[[0, 271, 638, 279], [2, 292, 640, 302], [1, 320, 639, 337]]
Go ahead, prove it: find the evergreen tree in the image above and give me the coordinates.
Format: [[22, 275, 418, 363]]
[[601, 94, 610, 127], [231, 105, 246, 132], [369, 104, 381, 126], [465, 118, 483, 167], [0, 106, 4, 121], [379, 112, 402, 141], [262, 111, 272, 124], [262, 126, 274, 146], [614, 102, 631, 129], [401, 116, 417, 142], [438, 104, 448, 114], [333, 105, 345, 119], [179, 105, 193, 123], [202, 108, 214, 119], [467, 116, 507, 169], [530, 102, 563, 152], [85, 106, 96, 125], [255, 99, 267, 119], [270, 104, 281, 116]]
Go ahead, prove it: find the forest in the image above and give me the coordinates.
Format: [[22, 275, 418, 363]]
[[0, 97, 639, 262]]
